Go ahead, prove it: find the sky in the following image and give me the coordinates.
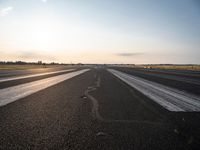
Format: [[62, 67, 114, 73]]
[[0, 0, 200, 64]]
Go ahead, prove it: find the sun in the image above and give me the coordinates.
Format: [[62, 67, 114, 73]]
[[26, 16, 64, 52]]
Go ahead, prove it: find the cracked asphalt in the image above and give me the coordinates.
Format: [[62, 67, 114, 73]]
[[0, 68, 200, 150]]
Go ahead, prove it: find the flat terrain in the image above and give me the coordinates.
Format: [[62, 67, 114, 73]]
[[0, 64, 74, 70], [0, 64, 48, 70], [0, 65, 80, 78], [120, 65, 200, 71], [0, 67, 200, 149]]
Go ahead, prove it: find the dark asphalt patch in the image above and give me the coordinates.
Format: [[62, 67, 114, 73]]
[[90, 69, 166, 122]]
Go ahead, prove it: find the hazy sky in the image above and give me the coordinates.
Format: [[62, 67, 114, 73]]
[[0, 0, 200, 64]]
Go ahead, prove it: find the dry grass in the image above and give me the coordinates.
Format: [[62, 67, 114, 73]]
[[0, 65, 61, 70], [111, 64, 200, 71], [136, 65, 200, 71]]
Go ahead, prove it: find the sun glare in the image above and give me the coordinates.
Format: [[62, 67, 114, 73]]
[[26, 16, 64, 52]]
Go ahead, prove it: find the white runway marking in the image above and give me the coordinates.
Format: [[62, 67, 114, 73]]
[[0, 69, 75, 83], [108, 69, 200, 112], [0, 69, 90, 107]]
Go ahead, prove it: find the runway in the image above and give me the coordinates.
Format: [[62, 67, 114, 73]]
[[0, 69, 75, 83], [108, 69, 200, 112], [0, 67, 199, 150], [0, 69, 89, 106]]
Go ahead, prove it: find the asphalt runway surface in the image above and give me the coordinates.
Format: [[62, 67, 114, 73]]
[[0, 67, 200, 150]]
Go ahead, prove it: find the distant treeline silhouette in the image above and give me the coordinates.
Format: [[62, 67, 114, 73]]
[[0, 61, 60, 65], [0, 61, 85, 66]]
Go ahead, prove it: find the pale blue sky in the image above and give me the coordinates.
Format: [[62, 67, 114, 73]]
[[0, 0, 200, 64]]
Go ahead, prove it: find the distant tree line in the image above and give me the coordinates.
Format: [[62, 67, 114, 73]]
[[0, 61, 85, 66], [0, 61, 59, 65]]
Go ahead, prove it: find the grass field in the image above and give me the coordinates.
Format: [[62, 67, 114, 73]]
[[111, 64, 200, 71], [138, 65, 200, 71], [0, 65, 63, 70]]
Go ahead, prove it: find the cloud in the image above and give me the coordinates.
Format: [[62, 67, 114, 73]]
[[41, 0, 47, 2], [115, 52, 143, 57], [0, 6, 13, 17]]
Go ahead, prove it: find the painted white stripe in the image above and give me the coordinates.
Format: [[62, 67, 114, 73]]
[[108, 69, 200, 112], [0, 69, 90, 107], [0, 69, 75, 83]]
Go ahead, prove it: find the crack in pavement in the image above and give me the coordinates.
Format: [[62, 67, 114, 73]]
[[84, 74, 167, 126]]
